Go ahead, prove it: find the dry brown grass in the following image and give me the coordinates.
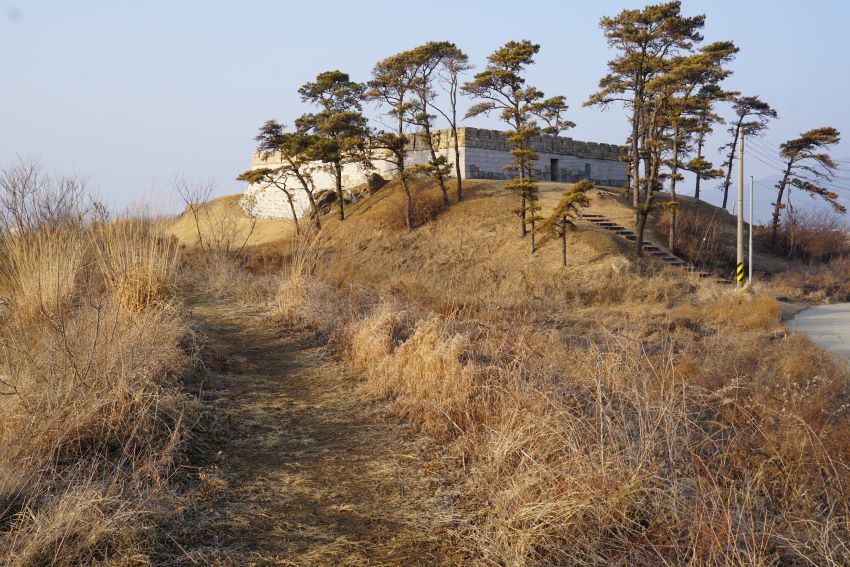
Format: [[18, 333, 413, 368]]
[[769, 257, 850, 302], [167, 193, 295, 248], [0, 167, 190, 565], [330, 293, 850, 565], [163, 177, 850, 564], [258, 178, 850, 565], [0, 227, 85, 322]]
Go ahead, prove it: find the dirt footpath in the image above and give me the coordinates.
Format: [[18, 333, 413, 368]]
[[157, 298, 463, 566]]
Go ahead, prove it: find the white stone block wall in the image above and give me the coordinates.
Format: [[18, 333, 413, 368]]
[[241, 128, 626, 219], [241, 158, 396, 220]]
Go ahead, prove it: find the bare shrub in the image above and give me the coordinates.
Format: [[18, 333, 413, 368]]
[[658, 207, 735, 270], [761, 208, 850, 262], [175, 177, 257, 258], [0, 161, 189, 565], [771, 257, 850, 301], [0, 158, 91, 233], [333, 298, 850, 565]]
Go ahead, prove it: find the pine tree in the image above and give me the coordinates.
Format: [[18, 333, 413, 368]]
[[771, 127, 846, 234], [298, 71, 370, 222], [684, 84, 729, 201], [719, 95, 777, 209], [462, 40, 573, 241], [406, 42, 462, 207], [659, 40, 737, 251], [366, 52, 419, 232], [434, 46, 473, 202], [585, 2, 705, 224], [539, 180, 592, 266], [244, 119, 327, 231]]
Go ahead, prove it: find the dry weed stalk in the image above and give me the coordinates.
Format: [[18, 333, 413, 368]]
[[0, 161, 190, 565]]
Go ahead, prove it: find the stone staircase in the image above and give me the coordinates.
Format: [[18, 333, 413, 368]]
[[582, 212, 716, 279]]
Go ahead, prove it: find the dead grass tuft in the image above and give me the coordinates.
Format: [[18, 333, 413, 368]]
[[177, 177, 850, 564], [0, 163, 190, 565]]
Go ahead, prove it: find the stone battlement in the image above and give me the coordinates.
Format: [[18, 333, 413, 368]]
[[246, 127, 628, 219], [254, 128, 625, 165], [408, 128, 624, 161]]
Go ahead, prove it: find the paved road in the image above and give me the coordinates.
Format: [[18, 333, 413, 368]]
[[788, 302, 850, 359]]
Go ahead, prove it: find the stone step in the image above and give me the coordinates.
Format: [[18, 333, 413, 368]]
[[582, 213, 731, 280]]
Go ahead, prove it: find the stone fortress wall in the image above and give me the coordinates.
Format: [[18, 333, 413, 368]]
[[242, 128, 627, 219], [242, 155, 395, 220]]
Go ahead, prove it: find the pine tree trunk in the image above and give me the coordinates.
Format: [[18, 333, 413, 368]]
[[306, 190, 321, 231], [290, 160, 321, 230], [335, 163, 345, 222], [772, 162, 794, 235], [635, 148, 658, 257], [453, 125, 463, 202], [669, 123, 679, 254], [402, 176, 412, 232], [561, 230, 567, 267], [519, 154, 528, 238], [396, 113, 411, 232], [635, 211, 648, 257], [287, 195, 300, 235], [423, 122, 449, 206], [694, 129, 706, 201], [722, 121, 741, 210], [631, 110, 640, 226], [668, 209, 676, 252], [530, 218, 536, 254]]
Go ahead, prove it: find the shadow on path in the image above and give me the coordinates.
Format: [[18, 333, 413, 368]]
[[156, 297, 458, 566]]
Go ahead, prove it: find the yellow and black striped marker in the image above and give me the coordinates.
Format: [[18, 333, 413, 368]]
[[736, 262, 745, 283]]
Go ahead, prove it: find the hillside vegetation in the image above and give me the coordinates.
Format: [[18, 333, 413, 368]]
[[190, 178, 850, 565], [0, 172, 189, 565]]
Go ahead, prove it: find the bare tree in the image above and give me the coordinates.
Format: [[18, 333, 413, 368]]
[[0, 158, 90, 233], [174, 177, 257, 258], [435, 46, 473, 201]]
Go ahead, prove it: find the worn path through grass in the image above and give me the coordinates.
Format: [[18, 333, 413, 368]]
[[158, 297, 460, 566]]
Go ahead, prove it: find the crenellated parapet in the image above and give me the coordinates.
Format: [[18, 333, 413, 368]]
[[456, 128, 625, 161], [244, 127, 628, 219]]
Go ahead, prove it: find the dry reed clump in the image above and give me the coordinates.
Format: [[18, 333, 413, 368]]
[[333, 295, 850, 565], [0, 196, 189, 564], [671, 292, 782, 332], [0, 228, 85, 322], [276, 233, 326, 325], [90, 219, 179, 312]]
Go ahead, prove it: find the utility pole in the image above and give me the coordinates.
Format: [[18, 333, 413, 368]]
[[749, 175, 754, 288], [736, 126, 744, 287]]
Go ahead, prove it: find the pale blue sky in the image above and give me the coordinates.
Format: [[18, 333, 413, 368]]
[[2, 1, 849, 218]]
